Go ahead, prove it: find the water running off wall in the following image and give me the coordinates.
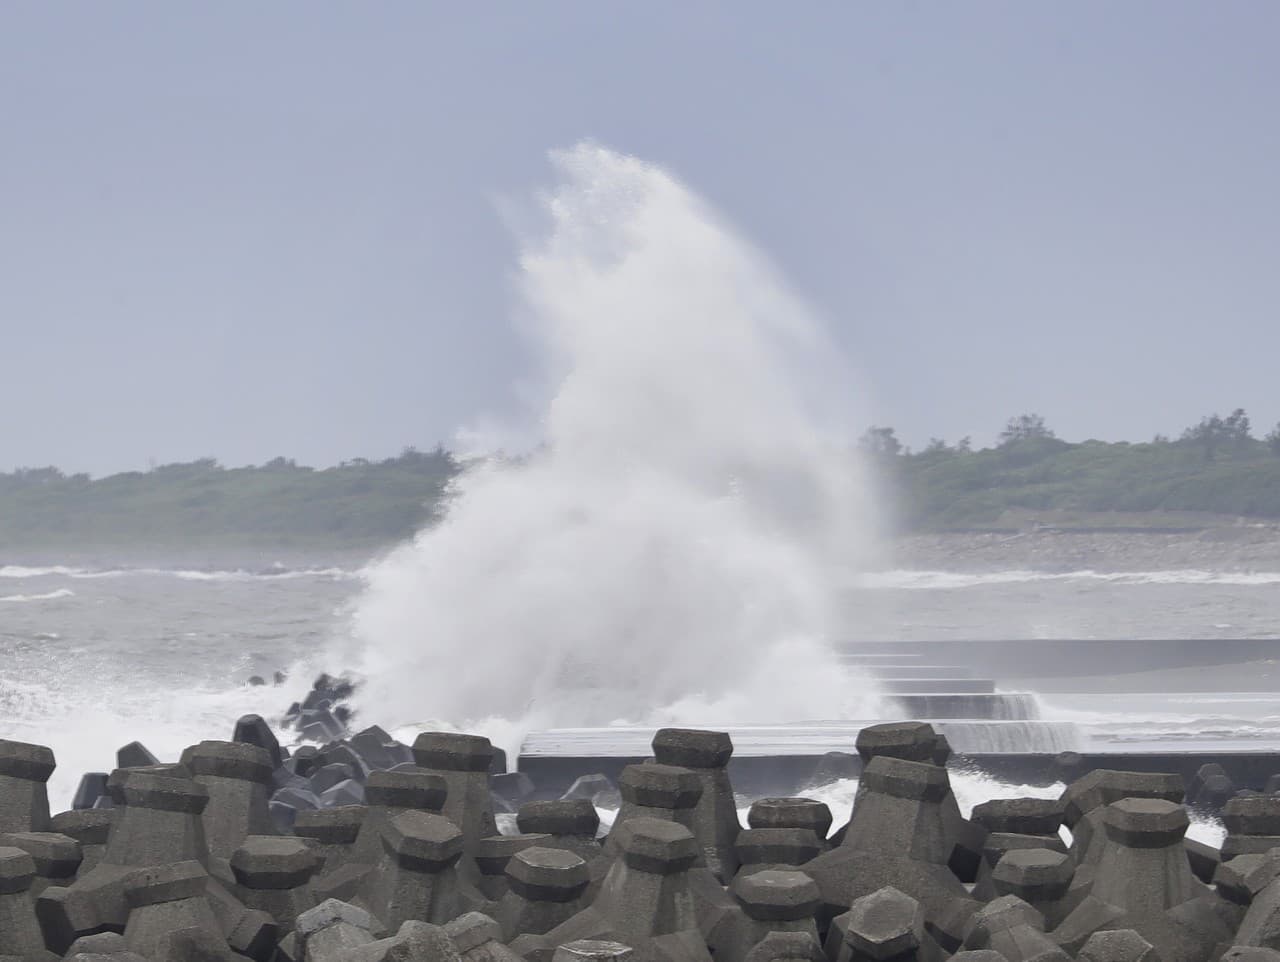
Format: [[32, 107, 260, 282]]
[[341, 143, 886, 754]]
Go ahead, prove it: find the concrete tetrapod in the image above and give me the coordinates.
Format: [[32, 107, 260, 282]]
[[1053, 798, 1235, 962], [312, 768, 448, 903], [522, 817, 714, 962], [354, 809, 467, 934], [0, 740, 55, 836], [0, 844, 57, 961], [711, 870, 821, 962], [180, 740, 277, 862], [651, 729, 741, 882], [494, 846, 590, 941], [801, 755, 978, 949]]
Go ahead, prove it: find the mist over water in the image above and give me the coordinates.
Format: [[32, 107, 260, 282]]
[[344, 143, 885, 749]]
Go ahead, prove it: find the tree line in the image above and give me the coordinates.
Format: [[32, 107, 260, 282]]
[[4, 414, 1280, 548], [858, 409, 1280, 529], [860, 410, 1280, 463]]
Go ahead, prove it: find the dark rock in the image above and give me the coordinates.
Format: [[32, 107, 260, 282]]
[[302, 690, 333, 712], [269, 800, 298, 833], [1188, 763, 1236, 810], [273, 786, 321, 811], [115, 741, 160, 770], [1184, 837, 1220, 884], [72, 773, 110, 812], [233, 715, 284, 770], [494, 772, 537, 805], [319, 779, 365, 808], [347, 727, 412, 773], [311, 764, 357, 796], [286, 745, 320, 779], [561, 774, 621, 809], [316, 742, 371, 782], [272, 769, 311, 795], [298, 708, 346, 744]]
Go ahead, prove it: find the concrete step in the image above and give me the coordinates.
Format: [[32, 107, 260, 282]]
[[879, 678, 995, 694], [834, 638, 1280, 678], [888, 692, 1040, 720], [851, 664, 977, 679]]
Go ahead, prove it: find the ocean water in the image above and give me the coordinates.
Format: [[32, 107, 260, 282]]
[[2, 148, 1273, 829], [844, 567, 1280, 640], [2, 555, 1277, 812]]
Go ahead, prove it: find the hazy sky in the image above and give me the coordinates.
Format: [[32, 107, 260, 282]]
[[3, 3, 1278, 475]]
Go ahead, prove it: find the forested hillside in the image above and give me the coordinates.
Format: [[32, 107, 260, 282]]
[[4, 411, 1280, 548]]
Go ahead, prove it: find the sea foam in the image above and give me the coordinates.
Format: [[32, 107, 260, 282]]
[[341, 143, 884, 754]]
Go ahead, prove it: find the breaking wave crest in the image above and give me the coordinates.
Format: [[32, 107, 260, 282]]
[[342, 142, 884, 752], [0, 588, 75, 603], [0, 564, 361, 583]]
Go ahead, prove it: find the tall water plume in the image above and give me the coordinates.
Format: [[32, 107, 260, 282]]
[[344, 143, 884, 750]]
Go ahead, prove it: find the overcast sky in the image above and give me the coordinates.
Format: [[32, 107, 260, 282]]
[[3, 3, 1277, 475]]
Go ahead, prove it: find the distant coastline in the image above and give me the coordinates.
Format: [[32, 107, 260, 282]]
[[4, 431, 1280, 554]]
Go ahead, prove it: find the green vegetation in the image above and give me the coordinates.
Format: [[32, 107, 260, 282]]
[[865, 411, 1280, 530], [5, 411, 1280, 549], [0, 447, 459, 549]]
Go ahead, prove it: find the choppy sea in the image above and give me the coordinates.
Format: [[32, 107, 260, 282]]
[[2, 554, 1277, 823]]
